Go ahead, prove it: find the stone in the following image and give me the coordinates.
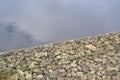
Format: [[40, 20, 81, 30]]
[[13, 74, 19, 80], [80, 51, 86, 56], [70, 51, 75, 55], [0, 60, 6, 66], [72, 68, 78, 72], [25, 74, 32, 80], [49, 69, 53, 73], [55, 50, 61, 55], [56, 55, 62, 60], [32, 73, 37, 79], [77, 72, 83, 77], [85, 44, 97, 51], [104, 41, 110, 45], [34, 53, 39, 58], [106, 52, 115, 57], [77, 66, 82, 71], [29, 62, 35, 69], [71, 62, 77, 67], [81, 75, 87, 80], [116, 72, 120, 80], [33, 58, 41, 62], [36, 75, 43, 79], [72, 71, 77, 77], [106, 70, 117, 76], [81, 64, 90, 73], [107, 45, 114, 50], [106, 66, 115, 71], [24, 71, 29, 76], [7, 63, 14, 68], [62, 53, 69, 59], [18, 52, 23, 56], [33, 68, 40, 73], [17, 70, 24, 76], [59, 69, 66, 73]]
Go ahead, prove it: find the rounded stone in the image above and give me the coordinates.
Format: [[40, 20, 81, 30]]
[[36, 75, 43, 79]]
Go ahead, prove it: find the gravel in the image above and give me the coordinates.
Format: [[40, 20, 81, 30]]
[[0, 32, 120, 80]]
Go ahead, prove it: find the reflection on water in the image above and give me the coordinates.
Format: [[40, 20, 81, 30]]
[[0, 0, 120, 52]]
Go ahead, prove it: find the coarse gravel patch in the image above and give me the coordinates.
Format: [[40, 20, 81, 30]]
[[0, 32, 120, 80]]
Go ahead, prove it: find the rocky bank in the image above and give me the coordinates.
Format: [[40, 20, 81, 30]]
[[0, 32, 120, 80]]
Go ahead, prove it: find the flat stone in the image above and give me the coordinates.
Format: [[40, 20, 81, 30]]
[[85, 44, 97, 51], [106, 70, 117, 76], [77, 72, 83, 77], [33, 68, 40, 73], [18, 53, 23, 56], [25, 74, 32, 80], [106, 66, 116, 71], [59, 69, 66, 73], [17, 70, 24, 76], [49, 69, 53, 73], [24, 71, 29, 78], [7, 63, 14, 68], [70, 51, 75, 55], [81, 75, 87, 80], [71, 62, 77, 67], [107, 45, 114, 50], [56, 55, 62, 60], [29, 62, 35, 69], [36, 75, 43, 79], [81, 64, 90, 73]]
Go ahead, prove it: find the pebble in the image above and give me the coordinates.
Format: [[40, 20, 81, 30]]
[[17, 70, 24, 76], [29, 62, 35, 69], [107, 45, 114, 50], [71, 62, 77, 67], [77, 72, 83, 76], [106, 66, 116, 71], [36, 75, 43, 79], [7, 63, 14, 68], [81, 75, 87, 80], [49, 69, 53, 73], [56, 55, 62, 59], [33, 68, 40, 73], [81, 63, 90, 73], [59, 69, 65, 73], [25, 74, 32, 80], [85, 44, 97, 51]]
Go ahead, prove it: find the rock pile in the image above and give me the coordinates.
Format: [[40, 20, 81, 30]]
[[0, 32, 120, 80]]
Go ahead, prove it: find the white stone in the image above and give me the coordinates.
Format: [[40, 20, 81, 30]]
[[49, 69, 53, 73], [59, 69, 65, 73], [56, 55, 62, 59], [36, 75, 43, 79], [85, 44, 96, 51], [71, 63, 77, 67], [17, 70, 24, 76], [77, 72, 83, 76]]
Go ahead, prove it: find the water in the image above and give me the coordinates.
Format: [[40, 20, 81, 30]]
[[0, 0, 120, 52]]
